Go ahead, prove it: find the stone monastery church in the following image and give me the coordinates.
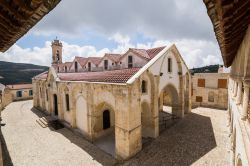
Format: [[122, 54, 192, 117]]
[[33, 39, 191, 159]]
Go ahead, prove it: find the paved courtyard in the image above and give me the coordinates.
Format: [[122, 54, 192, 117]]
[[1, 100, 231, 166], [0, 100, 117, 166]]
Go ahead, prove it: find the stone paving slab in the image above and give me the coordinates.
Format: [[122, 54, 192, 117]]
[[1, 100, 117, 166]]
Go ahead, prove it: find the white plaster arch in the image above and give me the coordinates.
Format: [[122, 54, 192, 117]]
[[76, 94, 88, 134]]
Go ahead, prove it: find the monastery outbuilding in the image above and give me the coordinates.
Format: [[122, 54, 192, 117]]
[[33, 40, 191, 159]]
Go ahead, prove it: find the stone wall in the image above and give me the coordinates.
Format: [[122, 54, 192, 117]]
[[227, 25, 250, 166], [192, 73, 229, 110]]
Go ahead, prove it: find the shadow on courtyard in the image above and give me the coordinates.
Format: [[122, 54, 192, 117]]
[[0, 125, 13, 166], [31, 107, 118, 166], [30, 107, 217, 166], [121, 112, 217, 166]]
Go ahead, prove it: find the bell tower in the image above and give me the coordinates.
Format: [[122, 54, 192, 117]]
[[51, 38, 62, 65]]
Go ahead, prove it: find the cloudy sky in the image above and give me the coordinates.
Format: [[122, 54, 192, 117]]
[[0, 0, 222, 68]]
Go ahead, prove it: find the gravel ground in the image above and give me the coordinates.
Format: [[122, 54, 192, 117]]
[[1, 100, 117, 166], [1, 100, 231, 166], [122, 107, 231, 166]]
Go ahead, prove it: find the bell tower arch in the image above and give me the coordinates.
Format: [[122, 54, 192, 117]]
[[51, 38, 62, 65]]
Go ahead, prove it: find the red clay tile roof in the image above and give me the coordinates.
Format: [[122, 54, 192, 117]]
[[58, 68, 140, 83], [146, 46, 166, 59], [121, 46, 166, 61], [130, 48, 150, 59], [87, 57, 102, 65], [65, 62, 73, 68], [6, 84, 33, 90], [103, 53, 122, 62], [75, 57, 102, 66], [34, 46, 166, 83], [75, 57, 88, 67]]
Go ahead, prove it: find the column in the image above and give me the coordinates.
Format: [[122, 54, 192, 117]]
[[232, 80, 235, 94], [115, 85, 142, 160], [233, 81, 238, 97], [241, 84, 249, 120], [236, 82, 242, 104], [70, 89, 76, 128]]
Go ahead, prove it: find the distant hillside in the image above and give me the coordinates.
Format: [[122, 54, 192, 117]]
[[190, 64, 221, 74], [0, 61, 48, 85]]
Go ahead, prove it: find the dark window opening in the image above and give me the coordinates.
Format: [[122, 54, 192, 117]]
[[16, 91, 22, 97], [88, 62, 91, 71], [104, 60, 108, 70], [65, 94, 70, 111], [128, 55, 133, 68], [40, 88, 42, 97], [141, 80, 147, 93], [56, 50, 60, 62], [54, 94, 58, 116], [29, 90, 33, 96], [103, 110, 110, 129], [168, 58, 172, 72], [65, 66, 67, 72], [46, 90, 48, 101], [75, 61, 78, 72]]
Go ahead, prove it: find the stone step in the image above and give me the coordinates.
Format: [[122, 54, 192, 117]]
[[36, 119, 46, 128], [39, 117, 49, 127]]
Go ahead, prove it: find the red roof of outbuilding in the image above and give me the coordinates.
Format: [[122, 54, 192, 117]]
[[6, 84, 33, 90]]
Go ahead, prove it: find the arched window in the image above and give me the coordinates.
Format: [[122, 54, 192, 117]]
[[46, 89, 48, 101], [141, 80, 147, 93], [128, 55, 133, 68], [104, 60, 108, 70], [75, 61, 78, 72], [103, 110, 110, 129], [208, 91, 214, 102], [88, 62, 91, 71], [65, 94, 70, 111], [168, 58, 172, 73], [65, 66, 67, 72], [56, 50, 60, 61]]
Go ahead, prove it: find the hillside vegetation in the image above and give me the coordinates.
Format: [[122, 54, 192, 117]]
[[0, 61, 48, 85], [190, 64, 220, 74]]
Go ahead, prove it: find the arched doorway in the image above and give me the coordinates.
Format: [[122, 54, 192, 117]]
[[76, 95, 88, 133], [53, 94, 58, 116], [93, 103, 115, 157], [159, 84, 180, 132], [103, 110, 111, 129]]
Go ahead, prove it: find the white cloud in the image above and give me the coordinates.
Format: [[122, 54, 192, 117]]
[[109, 33, 130, 45], [32, 0, 214, 41], [0, 38, 222, 68]]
